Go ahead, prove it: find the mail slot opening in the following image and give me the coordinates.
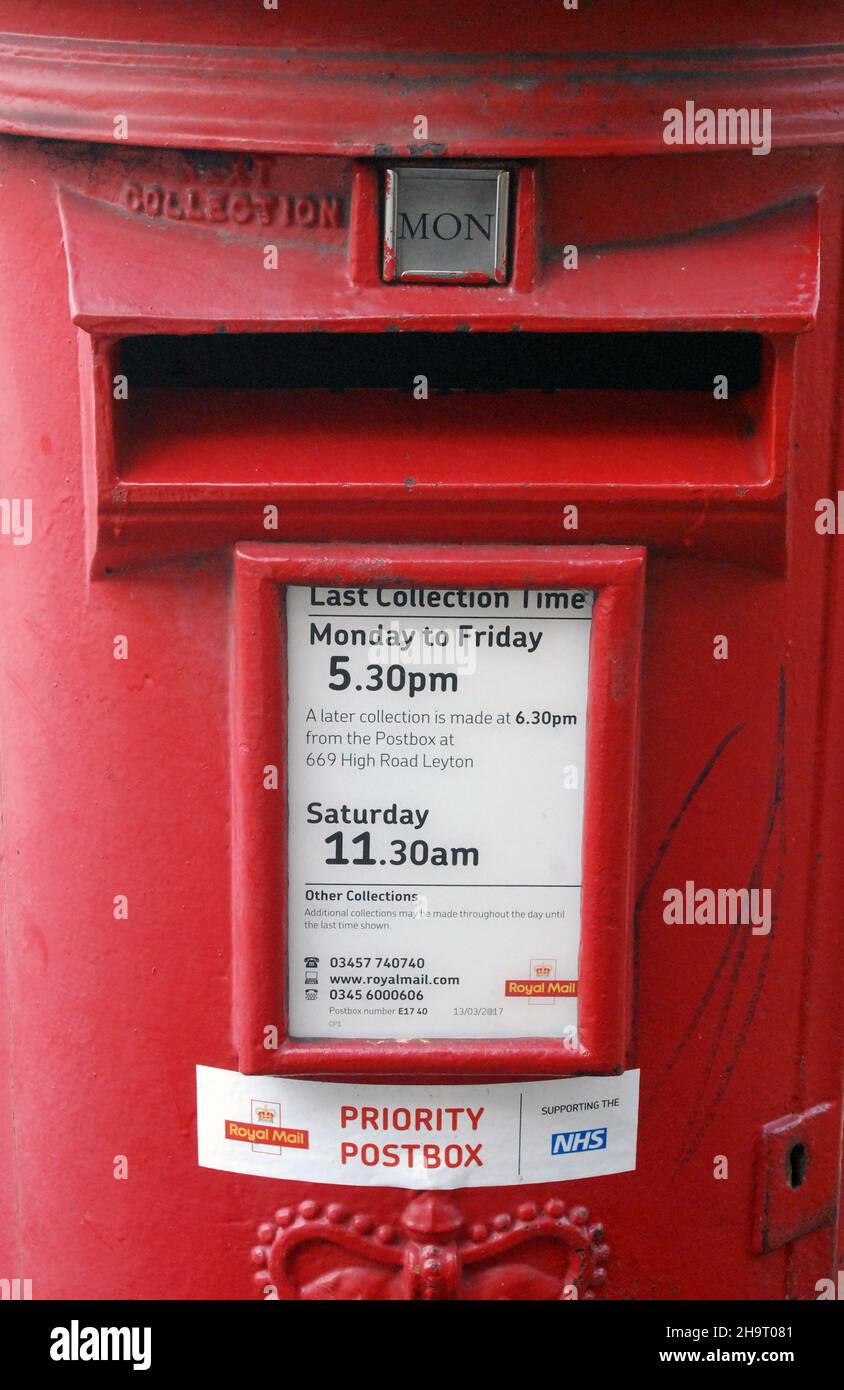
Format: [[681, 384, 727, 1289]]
[[109, 328, 778, 504], [118, 330, 762, 393]]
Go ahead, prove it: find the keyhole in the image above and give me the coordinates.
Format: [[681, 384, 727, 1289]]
[[787, 1141, 807, 1189]]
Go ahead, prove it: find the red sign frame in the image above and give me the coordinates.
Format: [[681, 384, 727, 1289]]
[[233, 541, 645, 1078]]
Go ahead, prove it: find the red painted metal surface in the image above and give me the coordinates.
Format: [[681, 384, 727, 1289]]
[[0, 1, 843, 1302], [0, 7, 842, 155], [51, 159, 815, 575]]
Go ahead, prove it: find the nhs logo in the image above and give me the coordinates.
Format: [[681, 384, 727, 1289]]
[[550, 1127, 607, 1156]]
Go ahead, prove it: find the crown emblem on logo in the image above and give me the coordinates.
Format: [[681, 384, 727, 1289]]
[[535, 965, 552, 977], [255, 1107, 275, 1123], [251, 1193, 609, 1301]]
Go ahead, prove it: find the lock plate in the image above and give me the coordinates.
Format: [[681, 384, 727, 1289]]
[[752, 1103, 839, 1253]]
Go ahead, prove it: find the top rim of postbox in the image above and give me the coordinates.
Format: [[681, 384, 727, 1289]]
[[0, 31, 842, 155]]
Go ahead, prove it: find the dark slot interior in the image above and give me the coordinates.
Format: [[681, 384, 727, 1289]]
[[119, 331, 762, 394]]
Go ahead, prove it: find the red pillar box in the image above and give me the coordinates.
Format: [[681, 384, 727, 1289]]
[[0, 1, 842, 1301]]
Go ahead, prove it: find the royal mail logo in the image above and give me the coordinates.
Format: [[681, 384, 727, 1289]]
[[225, 1120, 309, 1150], [225, 1099, 309, 1154], [505, 979, 578, 997], [551, 1127, 607, 1156], [506, 958, 577, 998]]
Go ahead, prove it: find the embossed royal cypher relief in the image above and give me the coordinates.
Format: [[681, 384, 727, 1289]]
[[286, 584, 592, 1041]]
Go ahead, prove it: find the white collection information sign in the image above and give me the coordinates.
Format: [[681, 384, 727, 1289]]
[[286, 584, 592, 1040], [197, 1064, 639, 1189]]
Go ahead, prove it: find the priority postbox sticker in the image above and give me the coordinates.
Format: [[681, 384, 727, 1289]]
[[196, 1064, 639, 1189]]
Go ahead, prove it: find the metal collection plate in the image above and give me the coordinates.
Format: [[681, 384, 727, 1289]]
[[383, 166, 510, 284]]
